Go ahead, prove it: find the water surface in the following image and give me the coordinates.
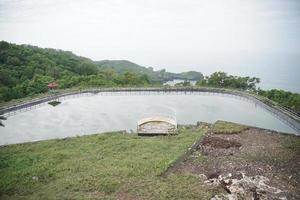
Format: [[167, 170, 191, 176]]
[[0, 92, 297, 145]]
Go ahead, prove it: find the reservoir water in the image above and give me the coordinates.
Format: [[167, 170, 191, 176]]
[[0, 92, 298, 145]]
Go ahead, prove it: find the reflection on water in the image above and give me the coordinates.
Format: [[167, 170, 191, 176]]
[[0, 93, 297, 145], [163, 79, 197, 86]]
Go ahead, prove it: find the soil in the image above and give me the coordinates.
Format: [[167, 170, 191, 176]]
[[171, 126, 300, 199]]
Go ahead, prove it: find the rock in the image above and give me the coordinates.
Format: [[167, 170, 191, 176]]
[[211, 194, 238, 200], [204, 178, 220, 186], [207, 171, 221, 179], [207, 173, 286, 200], [198, 174, 207, 180]]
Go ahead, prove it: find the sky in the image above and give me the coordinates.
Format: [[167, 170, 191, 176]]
[[0, 0, 299, 91]]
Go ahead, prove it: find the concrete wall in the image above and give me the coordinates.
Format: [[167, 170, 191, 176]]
[[1, 87, 299, 133], [138, 121, 177, 135]]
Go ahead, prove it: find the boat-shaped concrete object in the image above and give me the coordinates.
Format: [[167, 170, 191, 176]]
[[137, 116, 178, 135]]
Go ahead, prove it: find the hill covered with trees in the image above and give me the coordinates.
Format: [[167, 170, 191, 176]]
[[0, 41, 204, 103], [0, 41, 152, 102], [0, 41, 299, 114], [96, 60, 204, 82]]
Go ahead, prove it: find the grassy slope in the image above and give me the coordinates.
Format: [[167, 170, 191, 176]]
[[0, 127, 211, 200], [211, 120, 247, 134]]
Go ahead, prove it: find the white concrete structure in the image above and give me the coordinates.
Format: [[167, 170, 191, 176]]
[[137, 116, 177, 135]]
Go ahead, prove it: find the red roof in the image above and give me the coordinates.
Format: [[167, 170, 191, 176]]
[[47, 82, 58, 89]]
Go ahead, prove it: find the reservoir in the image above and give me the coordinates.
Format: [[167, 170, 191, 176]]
[[0, 92, 298, 145]]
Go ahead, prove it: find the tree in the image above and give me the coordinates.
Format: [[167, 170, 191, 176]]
[[196, 72, 260, 91], [76, 61, 98, 75]]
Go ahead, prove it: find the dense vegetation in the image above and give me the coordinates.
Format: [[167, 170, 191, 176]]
[[258, 89, 300, 113], [196, 72, 260, 91], [0, 41, 152, 102], [0, 41, 203, 103], [197, 72, 300, 114]]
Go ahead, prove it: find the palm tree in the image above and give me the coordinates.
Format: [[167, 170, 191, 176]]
[[0, 115, 7, 127]]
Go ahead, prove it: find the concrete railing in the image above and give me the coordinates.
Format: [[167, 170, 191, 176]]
[[137, 116, 177, 127]]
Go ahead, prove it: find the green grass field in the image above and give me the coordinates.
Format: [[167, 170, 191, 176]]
[[0, 126, 211, 200]]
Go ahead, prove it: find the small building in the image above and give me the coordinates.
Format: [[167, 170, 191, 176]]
[[47, 82, 58, 90], [137, 116, 178, 135]]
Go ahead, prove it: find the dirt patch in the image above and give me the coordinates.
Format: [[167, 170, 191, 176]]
[[171, 122, 300, 199], [200, 136, 242, 149], [115, 192, 140, 200], [196, 135, 243, 157]]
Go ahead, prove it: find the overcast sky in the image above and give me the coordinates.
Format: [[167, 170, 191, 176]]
[[0, 0, 299, 91]]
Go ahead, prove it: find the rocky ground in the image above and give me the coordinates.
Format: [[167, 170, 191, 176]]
[[171, 121, 300, 200]]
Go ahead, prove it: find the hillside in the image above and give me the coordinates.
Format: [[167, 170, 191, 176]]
[[0, 41, 150, 102], [0, 41, 203, 103], [96, 60, 150, 74], [1, 41, 298, 114], [96, 60, 204, 82]]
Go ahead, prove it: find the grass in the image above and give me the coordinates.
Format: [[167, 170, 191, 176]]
[[211, 120, 247, 134], [0, 127, 211, 199]]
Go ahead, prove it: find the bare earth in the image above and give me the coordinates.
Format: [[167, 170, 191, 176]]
[[171, 122, 300, 200]]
